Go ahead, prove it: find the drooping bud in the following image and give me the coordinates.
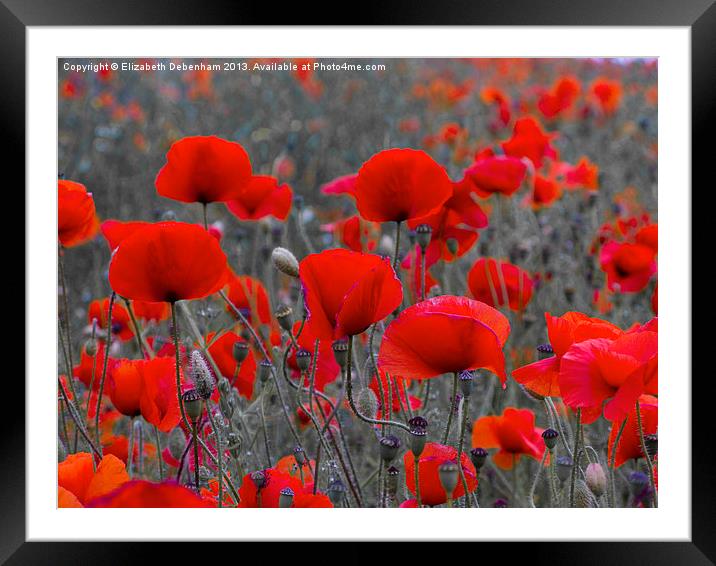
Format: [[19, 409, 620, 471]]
[[470, 447, 488, 470], [446, 238, 459, 256], [459, 370, 474, 398], [438, 461, 459, 497], [271, 247, 300, 278], [295, 348, 311, 372], [190, 350, 215, 400], [542, 428, 559, 451], [279, 487, 295, 508], [327, 479, 346, 506], [293, 446, 307, 467], [181, 389, 203, 423], [275, 304, 293, 333], [226, 431, 241, 460], [258, 359, 273, 383], [250, 470, 267, 489], [332, 339, 349, 369], [217, 377, 231, 398], [585, 463, 607, 497], [574, 479, 598, 508], [408, 416, 428, 458], [233, 340, 250, 364], [415, 224, 432, 252], [379, 435, 401, 463], [556, 455, 573, 483], [356, 388, 379, 420]]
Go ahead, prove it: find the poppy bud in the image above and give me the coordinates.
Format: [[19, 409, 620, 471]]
[[446, 238, 459, 256], [250, 470, 267, 489], [438, 461, 460, 497], [227, 431, 241, 460], [585, 463, 607, 497], [536, 343, 554, 360], [332, 339, 349, 369], [190, 350, 215, 400], [293, 446, 307, 467], [574, 479, 598, 508], [271, 247, 299, 278], [459, 370, 474, 397], [644, 433, 658, 459], [327, 479, 346, 506], [181, 389, 203, 423], [233, 341, 249, 364], [379, 435, 401, 463], [415, 223, 432, 252], [355, 387, 378, 419], [385, 466, 400, 496], [408, 416, 428, 458], [275, 304, 293, 333], [218, 377, 231, 398], [542, 428, 559, 451], [220, 396, 235, 419], [295, 348, 311, 372], [556, 455, 573, 483], [85, 338, 98, 357], [279, 487, 295, 508], [258, 359, 273, 383], [470, 447, 488, 470]]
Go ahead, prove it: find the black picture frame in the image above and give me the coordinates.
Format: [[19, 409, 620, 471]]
[[6, 0, 709, 562]]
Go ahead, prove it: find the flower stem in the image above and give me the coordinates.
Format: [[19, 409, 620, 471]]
[[636, 401, 657, 507], [414, 456, 422, 507], [393, 221, 402, 270], [528, 450, 548, 508], [191, 421, 200, 493], [608, 416, 628, 507], [94, 291, 116, 453], [171, 302, 192, 432], [569, 408, 582, 508], [456, 396, 471, 507], [441, 372, 458, 444]]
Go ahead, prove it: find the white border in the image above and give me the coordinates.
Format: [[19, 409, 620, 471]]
[[28, 27, 690, 541]]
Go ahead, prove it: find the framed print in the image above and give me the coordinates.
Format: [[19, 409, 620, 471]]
[[7, 0, 711, 562]]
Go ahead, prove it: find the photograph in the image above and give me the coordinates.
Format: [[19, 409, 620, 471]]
[[56, 56, 659, 510]]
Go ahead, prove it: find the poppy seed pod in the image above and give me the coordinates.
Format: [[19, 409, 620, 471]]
[[293, 446, 307, 467], [438, 461, 460, 497], [379, 435, 401, 463], [536, 343, 554, 360], [446, 238, 459, 256], [85, 338, 98, 357], [233, 341, 249, 364], [629, 471, 649, 489], [542, 428, 559, 450], [470, 447, 489, 470], [181, 389, 203, 423], [415, 223, 432, 252], [585, 463, 607, 497], [356, 388, 379, 420], [250, 470, 267, 490], [258, 359, 273, 383], [385, 466, 400, 496], [408, 416, 428, 458], [556, 455, 573, 483], [275, 304, 293, 333], [332, 339, 349, 369], [327, 479, 346, 506], [295, 348, 311, 372], [271, 247, 299, 278], [279, 487, 295, 508], [190, 350, 215, 400], [459, 370, 474, 398], [644, 433, 658, 459]]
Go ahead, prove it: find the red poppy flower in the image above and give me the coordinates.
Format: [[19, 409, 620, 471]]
[[108, 359, 144, 417], [88, 297, 134, 342], [321, 173, 358, 198], [322, 215, 380, 253], [293, 493, 333, 508], [559, 330, 658, 423], [464, 156, 528, 198], [472, 407, 545, 469], [512, 311, 623, 398], [537, 76, 581, 119], [635, 224, 658, 253], [300, 249, 403, 340], [73, 341, 112, 391], [500, 116, 559, 168], [274, 454, 316, 485], [237, 469, 305, 508], [100, 220, 152, 251], [355, 148, 452, 223], [378, 295, 510, 383], [223, 271, 272, 326], [139, 357, 182, 432], [287, 321, 340, 392], [155, 135, 252, 203], [403, 442, 477, 505], [607, 395, 658, 467], [58, 180, 100, 247], [58, 453, 129, 506], [87, 480, 213, 507], [206, 331, 257, 400], [369, 371, 422, 417], [590, 78, 622, 115], [599, 241, 657, 293], [467, 258, 534, 312], [554, 157, 599, 190], [109, 222, 229, 303], [526, 175, 562, 209], [226, 175, 293, 221], [651, 285, 658, 315], [131, 300, 171, 323]]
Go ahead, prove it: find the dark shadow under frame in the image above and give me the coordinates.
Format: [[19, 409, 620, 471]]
[[4, 0, 711, 562]]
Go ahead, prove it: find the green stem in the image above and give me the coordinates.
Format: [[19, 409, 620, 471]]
[[393, 221, 402, 270], [171, 302, 192, 432], [441, 372, 459, 444], [636, 401, 657, 507], [609, 416, 628, 508], [94, 291, 116, 454], [569, 408, 582, 508], [414, 455, 422, 507], [154, 425, 164, 481], [528, 451, 548, 508], [192, 421, 200, 493]]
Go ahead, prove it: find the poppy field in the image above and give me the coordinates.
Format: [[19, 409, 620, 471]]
[[57, 57, 658, 509]]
